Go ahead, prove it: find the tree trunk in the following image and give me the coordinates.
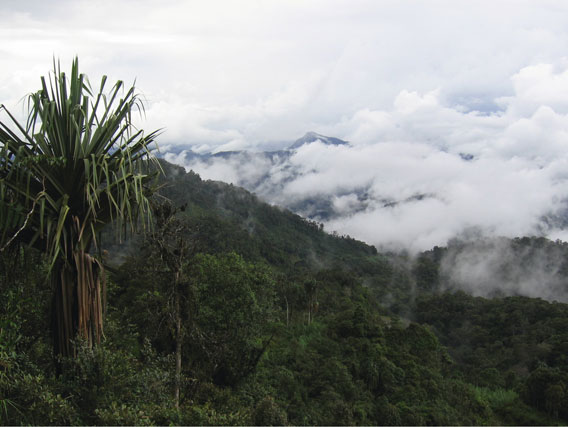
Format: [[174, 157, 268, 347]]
[[52, 250, 106, 365], [174, 271, 182, 410], [52, 263, 76, 360]]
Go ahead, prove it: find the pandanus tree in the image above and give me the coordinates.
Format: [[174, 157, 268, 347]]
[[0, 58, 160, 358]]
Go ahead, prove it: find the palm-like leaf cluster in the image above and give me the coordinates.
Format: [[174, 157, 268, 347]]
[[0, 58, 160, 356], [1, 58, 159, 261]]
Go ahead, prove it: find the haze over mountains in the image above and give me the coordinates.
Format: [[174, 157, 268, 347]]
[[164, 128, 568, 253], [154, 159, 568, 304], [163, 131, 373, 223]]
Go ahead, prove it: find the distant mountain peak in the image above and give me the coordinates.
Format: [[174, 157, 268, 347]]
[[288, 132, 349, 150]]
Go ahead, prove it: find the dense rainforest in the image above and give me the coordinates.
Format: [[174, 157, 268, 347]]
[[1, 159, 567, 425]]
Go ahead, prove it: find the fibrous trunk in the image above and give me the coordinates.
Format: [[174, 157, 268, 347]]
[[52, 250, 106, 359]]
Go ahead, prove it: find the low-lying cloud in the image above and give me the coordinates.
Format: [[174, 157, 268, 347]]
[[440, 238, 568, 302], [165, 62, 568, 252]]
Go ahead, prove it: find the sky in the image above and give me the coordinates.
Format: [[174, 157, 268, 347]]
[[3, 0, 568, 251]]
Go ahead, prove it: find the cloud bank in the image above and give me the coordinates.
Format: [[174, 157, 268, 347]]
[[2, 1, 568, 147], [169, 63, 568, 252]]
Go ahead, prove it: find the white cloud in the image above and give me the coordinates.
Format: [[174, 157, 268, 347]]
[[179, 60, 568, 251], [440, 238, 568, 302], [500, 63, 568, 116], [3, 0, 568, 148]]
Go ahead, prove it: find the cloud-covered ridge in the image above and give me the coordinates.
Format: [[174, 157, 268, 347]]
[[165, 63, 568, 252]]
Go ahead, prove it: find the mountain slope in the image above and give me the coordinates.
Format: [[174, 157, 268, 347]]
[[163, 132, 443, 231], [153, 159, 382, 274], [2, 158, 568, 425]]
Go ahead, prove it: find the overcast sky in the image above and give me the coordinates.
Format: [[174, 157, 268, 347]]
[[3, 0, 568, 250], [2, 0, 567, 149]]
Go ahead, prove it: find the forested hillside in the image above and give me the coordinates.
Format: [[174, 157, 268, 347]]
[[1, 160, 568, 425]]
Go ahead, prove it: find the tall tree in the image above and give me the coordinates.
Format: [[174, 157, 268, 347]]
[[0, 58, 159, 358], [148, 200, 194, 409]]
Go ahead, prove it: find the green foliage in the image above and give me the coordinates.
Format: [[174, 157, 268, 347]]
[[522, 365, 568, 419], [415, 291, 568, 423], [0, 247, 50, 358], [0, 322, 176, 425], [252, 395, 288, 426], [3, 160, 568, 425], [0, 358, 80, 425], [187, 252, 278, 386], [0, 57, 159, 264], [473, 386, 517, 411]]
